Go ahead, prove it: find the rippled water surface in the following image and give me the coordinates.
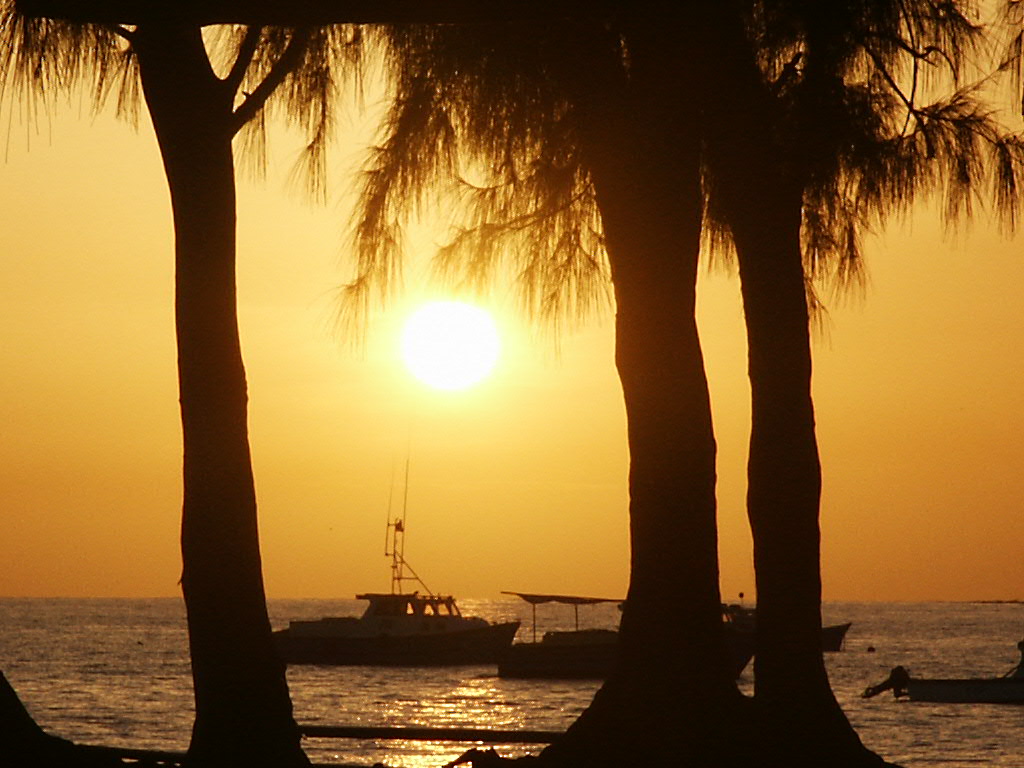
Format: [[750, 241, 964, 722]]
[[1, 599, 1021, 766]]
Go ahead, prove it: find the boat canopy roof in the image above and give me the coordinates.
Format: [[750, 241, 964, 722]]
[[502, 591, 621, 606]]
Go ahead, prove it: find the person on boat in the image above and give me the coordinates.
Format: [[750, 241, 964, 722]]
[[1013, 639, 1024, 678]]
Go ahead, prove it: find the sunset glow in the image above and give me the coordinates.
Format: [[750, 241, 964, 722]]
[[1, 78, 1022, 603]]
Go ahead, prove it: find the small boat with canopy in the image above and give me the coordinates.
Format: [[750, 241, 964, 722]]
[[497, 591, 755, 679]]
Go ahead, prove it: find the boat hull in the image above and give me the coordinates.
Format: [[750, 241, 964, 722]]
[[274, 621, 521, 666], [821, 622, 852, 652], [906, 677, 1024, 704], [497, 629, 755, 680], [723, 604, 852, 652]]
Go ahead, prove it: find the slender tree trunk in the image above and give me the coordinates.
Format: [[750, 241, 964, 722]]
[[539, 20, 752, 768], [730, 182, 827, 704], [701, 9, 888, 764], [728, 173, 886, 767], [134, 25, 307, 768], [730, 179, 827, 722]]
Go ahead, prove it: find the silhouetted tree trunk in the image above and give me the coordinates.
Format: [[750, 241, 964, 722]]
[[538, 20, 752, 768], [726, 170, 887, 767], [702, 9, 886, 766], [731, 181, 850, 756], [134, 24, 307, 768]]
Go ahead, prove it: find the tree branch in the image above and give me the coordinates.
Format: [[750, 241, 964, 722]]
[[863, 32, 958, 74], [229, 28, 310, 136], [864, 46, 918, 119], [224, 26, 261, 96]]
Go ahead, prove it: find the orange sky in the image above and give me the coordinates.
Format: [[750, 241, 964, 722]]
[[1, 80, 1021, 603]]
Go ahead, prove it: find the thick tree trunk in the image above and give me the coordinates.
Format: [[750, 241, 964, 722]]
[[538, 21, 752, 768], [134, 25, 307, 768]]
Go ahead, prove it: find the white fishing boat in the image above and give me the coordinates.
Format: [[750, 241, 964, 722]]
[[862, 639, 1024, 704], [273, 588, 520, 666], [274, 471, 519, 666]]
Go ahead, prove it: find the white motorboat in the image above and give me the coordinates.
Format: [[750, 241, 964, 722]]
[[274, 477, 519, 666]]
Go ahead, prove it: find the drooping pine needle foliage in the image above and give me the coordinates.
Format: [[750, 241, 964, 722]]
[[710, 0, 1024, 295], [0, 8, 137, 120], [349, 22, 620, 329], [0, 2, 362, 197], [355, 2, 1024, 324]]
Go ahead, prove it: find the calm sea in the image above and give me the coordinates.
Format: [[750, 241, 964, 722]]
[[1, 599, 1021, 767]]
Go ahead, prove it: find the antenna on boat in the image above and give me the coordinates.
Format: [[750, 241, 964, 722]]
[[384, 456, 434, 596], [383, 461, 396, 558]]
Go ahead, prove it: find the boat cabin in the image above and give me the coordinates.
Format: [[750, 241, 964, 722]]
[[356, 592, 463, 619]]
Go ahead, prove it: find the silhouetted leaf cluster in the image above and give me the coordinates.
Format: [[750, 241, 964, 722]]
[[348, 22, 618, 330], [1, 4, 363, 201], [352, 2, 1024, 327], [705, 0, 1024, 301]]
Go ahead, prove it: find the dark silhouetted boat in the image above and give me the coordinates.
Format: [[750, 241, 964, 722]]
[[497, 592, 755, 679], [274, 470, 519, 666], [902, 675, 1024, 703], [863, 638, 1024, 704], [273, 590, 520, 666], [721, 600, 852, 652]]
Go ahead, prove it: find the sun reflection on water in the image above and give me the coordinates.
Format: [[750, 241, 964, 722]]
[[373, 676, 536, 768]]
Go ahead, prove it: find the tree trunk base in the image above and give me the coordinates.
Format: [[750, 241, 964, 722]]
[[184, 727, 310, 768], [752, 696, 901, 768], [535, 679, 758, 768], [446, 686, 902, 768], [1, 672, 121, 768]]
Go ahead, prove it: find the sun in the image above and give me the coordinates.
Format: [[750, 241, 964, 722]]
[[401, 301, 501, 391]]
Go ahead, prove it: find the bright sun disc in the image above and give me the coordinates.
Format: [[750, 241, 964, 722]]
[[401, 301, 500, 391]]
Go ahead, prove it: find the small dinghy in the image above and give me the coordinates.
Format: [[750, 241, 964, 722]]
[[863, 638, 1024, 704]]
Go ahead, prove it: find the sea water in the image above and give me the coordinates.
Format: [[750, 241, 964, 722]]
[[1, 598, 1021, 767]]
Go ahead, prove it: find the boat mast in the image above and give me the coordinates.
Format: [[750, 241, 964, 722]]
[[385, 456, 433, 596]]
